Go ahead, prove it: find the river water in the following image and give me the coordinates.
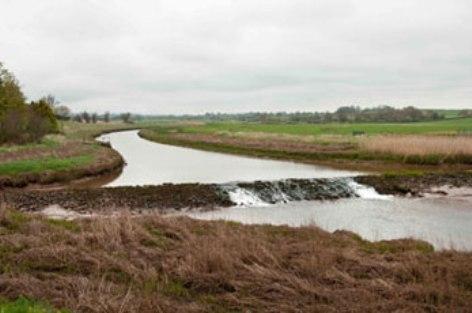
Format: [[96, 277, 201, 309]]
[[98, 130, 472, 251], [97, 130, 361, 186]]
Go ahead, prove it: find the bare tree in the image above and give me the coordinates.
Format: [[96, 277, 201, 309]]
[[41, 94, 59, 108], [54, 105, 71, 120]]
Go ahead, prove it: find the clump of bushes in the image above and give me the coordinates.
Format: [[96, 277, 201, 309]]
[[0, 62, 59, 144]]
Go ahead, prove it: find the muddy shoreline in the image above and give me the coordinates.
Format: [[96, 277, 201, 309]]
[[3, 173, 472, 213], [3, 184, 234, 213], [355, 172, 472, 196]]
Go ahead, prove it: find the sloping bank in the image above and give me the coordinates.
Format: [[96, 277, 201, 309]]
[[0, 141, 124, 189], [0, 122, 145, 189], [4, 174, 472, 213], [1, 210, 471, 312]]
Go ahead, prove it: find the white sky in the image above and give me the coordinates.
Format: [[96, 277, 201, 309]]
[[1, 0, 471, 114]]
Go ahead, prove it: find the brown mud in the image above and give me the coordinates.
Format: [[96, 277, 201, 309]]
[[3, 184, 233, 213], [356, 172, 472, 196], [3, 173, 472, 213]]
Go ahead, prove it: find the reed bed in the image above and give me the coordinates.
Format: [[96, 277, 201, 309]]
[[362, 135, 472, 156]]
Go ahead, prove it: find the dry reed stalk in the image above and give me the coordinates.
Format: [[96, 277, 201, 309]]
[[361, 135, 472, 156]]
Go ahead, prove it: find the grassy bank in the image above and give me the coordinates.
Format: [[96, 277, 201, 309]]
[[0, 208, 471, 312], [139, 118, 472, 171], [0, 121, 144, 188]]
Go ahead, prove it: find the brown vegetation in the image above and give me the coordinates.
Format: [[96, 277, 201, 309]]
[[0, 209, 471, 312], [361, 135, 472, 158], [173, 132, 356, 154]]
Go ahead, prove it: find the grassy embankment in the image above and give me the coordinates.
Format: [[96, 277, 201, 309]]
[[1, 208, 471, 312], [139, 118, 472, 172], [0, 121, 152, 188]]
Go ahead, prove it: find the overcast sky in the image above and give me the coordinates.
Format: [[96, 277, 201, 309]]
[[1, 0, 471, 114]]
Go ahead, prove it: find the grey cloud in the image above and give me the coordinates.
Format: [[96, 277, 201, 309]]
[[0, 0, 471, 114]]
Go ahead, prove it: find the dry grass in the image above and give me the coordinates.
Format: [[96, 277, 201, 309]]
[[0, 208, 471, 312], [362, 135, 472, 163], [169, 132, 355, 154]]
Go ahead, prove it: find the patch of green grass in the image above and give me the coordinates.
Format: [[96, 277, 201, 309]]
[[0, 155, 94, 176], [198, 294, 242, 313], [162, 279, 190, 299], [0, 297, 69, 313], [143, 227, 170, 248], [176, 118, 472, 136], [0, 211, 31, 232], [45, 219, 80, 233], [348, 233, 434, 254]]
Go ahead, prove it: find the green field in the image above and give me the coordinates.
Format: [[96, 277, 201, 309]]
[[178, 118, 472, 136]]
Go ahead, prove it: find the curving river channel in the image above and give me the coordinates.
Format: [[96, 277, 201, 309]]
[[98, 130, 472, 251], [97, 130, 361, 185]]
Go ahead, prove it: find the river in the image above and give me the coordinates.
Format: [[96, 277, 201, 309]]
[[97, 130, 361, 185], [98, 130, 472, 251]]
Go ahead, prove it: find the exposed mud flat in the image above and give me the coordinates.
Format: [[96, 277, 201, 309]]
[[3, 178, 376, 213], [355, 172, 472, 196], [3, 184, 234, 213], [4, 173, 472, 214]]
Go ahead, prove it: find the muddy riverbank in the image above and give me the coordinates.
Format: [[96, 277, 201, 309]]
[[3, 184, 233, 213], [4, 173, 472, 213], [356, 172, 472, 196]]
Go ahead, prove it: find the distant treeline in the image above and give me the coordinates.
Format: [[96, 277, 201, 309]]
[[140, 106, 451, 124], [70, 112, 133, 124], [0, 63, 59, 144]]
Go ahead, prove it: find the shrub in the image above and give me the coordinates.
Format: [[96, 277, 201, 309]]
[[0, 62, 58, 144]]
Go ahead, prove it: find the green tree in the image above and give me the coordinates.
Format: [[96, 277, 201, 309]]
[[0, 62, 26, 114], [0, 62, 59, 144], [30, 99, 59, 132]]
